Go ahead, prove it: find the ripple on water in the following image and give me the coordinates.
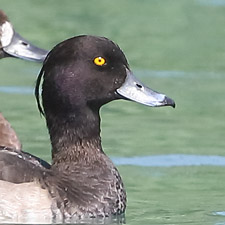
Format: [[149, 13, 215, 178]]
[[0, 86, 33, 94], [112, 154, 225, 167], [0, 69, 224, 95]]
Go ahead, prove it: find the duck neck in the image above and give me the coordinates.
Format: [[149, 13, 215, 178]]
[[45, 107, 103, 166]]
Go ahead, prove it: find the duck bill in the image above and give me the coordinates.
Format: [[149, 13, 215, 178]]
[[116, 69, 175, 108], [3, 31, 48, 62]]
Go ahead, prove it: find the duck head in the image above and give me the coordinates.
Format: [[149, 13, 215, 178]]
[[0, 10, 48, 62], [36, 35, 175, 118]]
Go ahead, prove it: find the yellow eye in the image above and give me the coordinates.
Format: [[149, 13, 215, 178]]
[[93, 56, 106, 66]]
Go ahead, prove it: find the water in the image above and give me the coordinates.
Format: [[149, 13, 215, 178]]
[[0, 86, 33, 94], [198, 0, 225, 6], [113, 155, 225, 167], [0, 0, 225, 224]]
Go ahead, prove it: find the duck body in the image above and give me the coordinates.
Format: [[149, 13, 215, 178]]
[[0, 10, 48, 159], [0, 35, 175, 223], [0, 147, 123, 220], [0, 113, 21, 150]]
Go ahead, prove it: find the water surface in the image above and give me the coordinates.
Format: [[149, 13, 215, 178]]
[[0, 0, 225, 224]]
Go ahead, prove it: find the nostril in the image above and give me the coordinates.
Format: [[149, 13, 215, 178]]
[[20, 41, 29, 46], [136, 83, 142, 89]]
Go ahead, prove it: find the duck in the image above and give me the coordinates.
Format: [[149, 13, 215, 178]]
[[0, 9, 49, 151], [0, 9, 48, 62], [0, 35, 175, 223]]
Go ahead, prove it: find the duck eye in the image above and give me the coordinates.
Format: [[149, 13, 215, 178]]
[[93, 57, 106, 66]]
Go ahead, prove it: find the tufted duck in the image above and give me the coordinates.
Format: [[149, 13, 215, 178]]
[[0, 35, 175, 223], [0, 9, 49, 151], [0, 9, 48, 62]]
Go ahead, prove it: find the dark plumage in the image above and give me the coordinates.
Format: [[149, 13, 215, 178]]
[[0, 35, 175, 223]]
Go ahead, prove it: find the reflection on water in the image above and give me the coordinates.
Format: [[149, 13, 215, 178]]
[[112, 154, 225, 167], [197, 0, 225, 6], [0, 213, 125, 225], [213, 212, 225, 216]]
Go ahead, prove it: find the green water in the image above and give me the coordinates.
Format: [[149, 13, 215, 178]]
[[0, 0, 225, 224]]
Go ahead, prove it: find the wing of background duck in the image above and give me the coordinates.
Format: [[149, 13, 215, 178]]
[[0, 146, 50, 183], [0, 113, 21, 150]]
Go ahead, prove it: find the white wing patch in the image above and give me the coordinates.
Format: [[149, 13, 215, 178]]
[[0, 180, 53, 223]]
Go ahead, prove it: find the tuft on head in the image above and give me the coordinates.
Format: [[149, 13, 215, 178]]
[[35, 66, 46, 116]]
